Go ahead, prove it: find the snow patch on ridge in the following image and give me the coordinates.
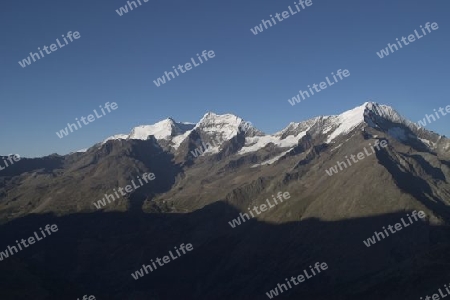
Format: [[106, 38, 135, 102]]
[[103, 134, 128, 143], [326, 104, 366, 143], [172, 130, 192, 149], [239, 131, 307, 155], [251, 149, 293, 167]]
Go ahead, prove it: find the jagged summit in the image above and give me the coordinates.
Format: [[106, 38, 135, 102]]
[[98, 103, 448, 156], [196, 112, 244, 130], [195, 112, 258, 138], [364, 102, 402, 120], [299, 102, 423, 144], [362, 102, 413, 127], [103, 112, 257, 149]]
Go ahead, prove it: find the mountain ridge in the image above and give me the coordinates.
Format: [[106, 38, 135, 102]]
[[0, 102, 449, 299], [73, 102, 446, 158]]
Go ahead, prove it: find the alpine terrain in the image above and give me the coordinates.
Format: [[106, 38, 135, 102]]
[[0, 102, 449, 300]]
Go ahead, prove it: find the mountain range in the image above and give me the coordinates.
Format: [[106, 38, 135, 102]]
[[0, 102, 449, 300]]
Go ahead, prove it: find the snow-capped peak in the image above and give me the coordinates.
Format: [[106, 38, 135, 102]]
[[323, 102, 426, 143], [103, 118, 195, 144], [129, 118, 175, 140], [196, 112, 243, 129], [84, 102, 447, 158], [363, 102, 409, 124], [325, 104, 367, 142], [195, 112, 253, 140]]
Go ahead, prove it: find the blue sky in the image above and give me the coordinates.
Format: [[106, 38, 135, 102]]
[[1, 0, 449, 157]]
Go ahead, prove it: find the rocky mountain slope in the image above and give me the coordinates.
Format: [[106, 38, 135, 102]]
[[0, 102, 449, 299]]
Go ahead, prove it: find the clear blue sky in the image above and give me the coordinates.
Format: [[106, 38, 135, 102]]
[[1, 0, 449, 157]]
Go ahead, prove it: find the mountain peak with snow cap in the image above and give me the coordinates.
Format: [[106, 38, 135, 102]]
[[197, 112, 243, 128], [103, 118, 195, 144], [363, 102, 409, 124], [361, 102, 423, 137], [321, 102, 447, 150], [195, 112, 257, 136], [88, 102, 448, 158]]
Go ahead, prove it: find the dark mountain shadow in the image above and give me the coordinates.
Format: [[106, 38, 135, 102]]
[[409, 154, 446, 182], [0, 202, 448, 300], [376, 148, 450, 220], [440, 159, 450, 169], [126, 145, 182, 213], [0, 154, 64, 178], [0, 139, 183, 216]]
